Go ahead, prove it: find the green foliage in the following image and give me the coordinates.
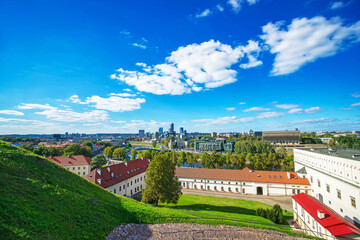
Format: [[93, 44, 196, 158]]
[[336, 136, 360, 149], [152, 141, 157, 148], [90, 154, 107, 169], [33, 146, 64, 157], [256, 204, 287, 224], [63, 144, 93, 158], [112, 148, 128, 161], [142, 153, 182, 206], [131, 149, 137, 160]]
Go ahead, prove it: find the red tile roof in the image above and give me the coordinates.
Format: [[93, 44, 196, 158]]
[[175, 167, 310, 185], [48, 155, 92, 166], [292, 193, 360, 237], [85, 158, 150, 188]]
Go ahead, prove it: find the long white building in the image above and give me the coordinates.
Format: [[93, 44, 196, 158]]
[[293, 148, 360, 227], [85, 158, 150, 197], [175, 167, 310, 196]]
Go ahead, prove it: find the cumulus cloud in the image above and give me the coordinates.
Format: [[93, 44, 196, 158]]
[[196, 9, 212, 18], [290, 118, 336, 125], [330, 1, 348, 9], [256, 112, 285, 119], [0, 110, 24, 116], [226, 107, 236, 111], [111, 40, 262, 95], [239, 102, 246, 105], [275, 104, 300, 109], [304, 107, 321, 113], [243, 106, 271, 112], [288, 108, 304, 114], [18, 103, 57, 110], [35, 109, 109, 122], [227, 0, 259, 13], [123, 88, 132, 92], [216, 4, 224, 11], [352, 93, 360, 98], [69, 95, 145, 112], [261, 16, 360, 76], [350, 102, 360, 107]]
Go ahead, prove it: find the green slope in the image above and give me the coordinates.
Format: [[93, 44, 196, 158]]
[[0, 141, 185, 239]]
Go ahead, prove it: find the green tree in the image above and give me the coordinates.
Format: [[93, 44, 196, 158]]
[[142, 153, 182, 206], [80, 146, 93, 158], [113, 148, 128, 160], [131, 149, 137, 160], [90, 154, 107, 169], [152, 140, 157, 148], [63, 144, 82, 156]]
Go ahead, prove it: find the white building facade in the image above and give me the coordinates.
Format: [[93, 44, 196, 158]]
[[48, 155, 92, 176], [85, 158, 150, 197], [293, 148, 360, 227], [176, 167, 310, 196]]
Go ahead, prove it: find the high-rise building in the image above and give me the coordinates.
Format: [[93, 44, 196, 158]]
[[169, 123, 174, 133], [139, 130, 145, 137], [159, 127, 163, 135], [180, 127, 184, 134]]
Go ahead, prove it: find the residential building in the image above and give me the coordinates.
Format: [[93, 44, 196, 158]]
[[194, 140, 223, 152], [176, 167, 310, 196], [292, 193, 360, 239], [211, 132, 217, 137], [48, 155, 92, 176], [180, 127, 184, 134], [294, 148, 360, 227], [85, 158, 150, 197], [139, 130, 145, 138], [262, 130, 300, 145]]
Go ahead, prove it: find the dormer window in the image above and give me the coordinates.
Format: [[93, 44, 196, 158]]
[[127, 171, 129, 174], [97, 179, 101, 185], [111, 173, 114, 177], [97, 169, 101, 176], [107, 167, 110, 172], [125, 162, 128, 166]]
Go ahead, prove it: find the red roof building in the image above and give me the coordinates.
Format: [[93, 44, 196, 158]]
[[292, 193, 360, 239], [85, 158, 150, 197], [48, 155, 92, 176]]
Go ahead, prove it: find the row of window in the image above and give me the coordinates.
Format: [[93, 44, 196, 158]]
[[311, 176, 357, 208], [194, 179, 247, 185], [189, 183, 246, 193]]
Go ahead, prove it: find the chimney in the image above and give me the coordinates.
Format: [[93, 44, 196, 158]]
[[287, 172, 291, 179], [317, 210, 325, 219]]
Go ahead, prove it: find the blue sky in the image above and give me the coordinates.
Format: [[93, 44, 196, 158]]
[[0, 0, 360, 134]]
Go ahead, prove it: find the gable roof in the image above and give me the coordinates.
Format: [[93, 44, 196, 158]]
[[175, 167, 310, 185], [48, 155, 92, 166], [292, 193, 360, 237], [85, 158, 150, 188]]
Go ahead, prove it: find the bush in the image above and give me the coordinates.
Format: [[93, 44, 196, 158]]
[[256, 204, 287, 224]]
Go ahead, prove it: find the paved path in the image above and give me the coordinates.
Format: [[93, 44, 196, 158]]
[[182, 189, 293, 211]]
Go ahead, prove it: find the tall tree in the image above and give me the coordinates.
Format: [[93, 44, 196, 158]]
[[131, 149, 137, 160], [90, 154, 107, 169], [142, 153, 182, 206]]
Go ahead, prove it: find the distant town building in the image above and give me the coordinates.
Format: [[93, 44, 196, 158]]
[[85, 158, 150, 197], [262, 131, 300, 145], [319, 137, 333, 145], [180, 127, 184, 134], [48, 155, 92, 176], [254, 131, 263, 137], [169, 123, 174, 134], [294, 148, 360, 227], [292, 193, 360, 239], [194, 139, 235, 152], [211, 132, 217, 137], [139, 130, 145, 138], [159, 127, 163, 135], [176, 167, 310, 196]]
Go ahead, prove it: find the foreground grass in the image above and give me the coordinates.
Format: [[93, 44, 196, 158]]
[[0, 141, 311, 239], [130, 141, 161, 150]]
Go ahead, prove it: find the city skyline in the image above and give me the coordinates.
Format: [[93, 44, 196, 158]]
[[1, 0, 360, 134]]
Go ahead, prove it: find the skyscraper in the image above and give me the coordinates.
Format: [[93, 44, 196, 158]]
[[180, 127, 184, 134], [159, 127, 163, 135], [169, 123, 174, 133], [139, 130, 145, 137]]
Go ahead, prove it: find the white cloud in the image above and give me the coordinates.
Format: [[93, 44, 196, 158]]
[[111, 120, 126, 124], [35, 109, 109, 122], [275, 104, 300, 109], [110, 93, 137, 97], [0, 118, 67, 134], [288, 108, 304, 114], [18, 103, 57, 110], [239, 102, 246, 105], [85, 96, 145, 112], [192, 116, 256, 127], [228, 0, 242, 13], [352, 93, 360, 98], [0, 110, 24, 116], [69, 95, 87, 104], [216, 4, 224, 12], [261, 16, 360, 76], [350, 102, 360, 107], [341, 108, 352, 111], [132, 43, 147, 49], [256, 112, 285, 119], [0, 117, 41, 124], [330, 1, 344, 9], [290, 118, 336, 125], [123, 88, 132, 92], [304, 106, 321, 113], [243, 106, 271, 112], [226, 107, 236, 111], [120, 30, 131, 35], [111, 40, 262, 95], [247, 0, 259, 5], [196, 9, 212, 18]]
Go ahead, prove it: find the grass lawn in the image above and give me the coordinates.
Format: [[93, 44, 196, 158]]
[[130, 141, 161, 150]]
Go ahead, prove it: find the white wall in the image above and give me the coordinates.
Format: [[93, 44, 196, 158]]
[[106, 172, 146, 197], [65, 164, 90, 176], [178, 177, 309, 196]]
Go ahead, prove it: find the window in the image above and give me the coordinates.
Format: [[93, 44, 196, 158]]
[[78, 172, 80, 175], [140, 177, 142, 181], [292, 189, 296, 194], [310, 176, 313, 183], [114, 189, 116, 194], [83, 172, 85, 175], [351, 197, 356, 208], [269, 175, 271, 178], [317, 180, 321, 187], [326, 184, 330, 193], [123, 184, 125, 189], [73, 167, 75, 170], [337, 189, 341, 199], [127, 183, 129, 187], [119, 186, 121, 191], [131, 181, 132, 186], [78, 167, 80, 170], [83, 166, 86, 169]]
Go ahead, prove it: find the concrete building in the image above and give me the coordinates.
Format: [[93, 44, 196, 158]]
[[85, 158, 150, 197], [139, 130, 145, 138], [159, 127, 163, 135], [176, 167, 310, 196], [194, 140, 223, 152], [48, 155, 92, 176], [262, 131, 300, 146], [292, 193, 360, 239], [294, 148, 360, 227], [169, 123, 174, 134], [211, 132, 217, 137], [180, 127, 184, 134]]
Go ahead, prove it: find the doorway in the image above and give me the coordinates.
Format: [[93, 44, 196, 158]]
[[257, 187, 263, 195]]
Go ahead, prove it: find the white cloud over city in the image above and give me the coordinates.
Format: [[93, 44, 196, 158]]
[[0, 110, 24, 116]]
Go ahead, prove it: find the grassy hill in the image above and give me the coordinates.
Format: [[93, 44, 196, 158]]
[[0, 141, 308, 239]]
